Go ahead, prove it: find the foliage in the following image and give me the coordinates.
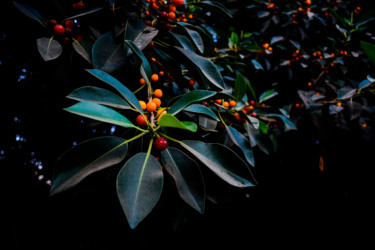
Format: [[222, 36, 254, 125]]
[[13, 0, 375, 229]]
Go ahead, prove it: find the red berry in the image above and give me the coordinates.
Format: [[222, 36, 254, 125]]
[[136, 114, 148, 127], [54, 24, 65, 35], [159, 11, 169, 20], [49, 19, 57, 27], [76, 2, 85, 9], [64, 20, 75, 29], [154, 137, 168, 151]]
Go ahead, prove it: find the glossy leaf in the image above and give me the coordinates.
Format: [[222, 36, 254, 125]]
[[13, 1, 45, 26], [234, 73, 247, 102], [125, 18, 158, 51], [158, 114, 198, 132], [161, 147, 205, 213], [67, 86, 131, 109], [72, 39, 92, 63], [180, 140, 257, 187], [86, 69, 143, 113], [36, 37, 62, 61], [92, 32, 126, 73], [169, 32, 195, 52], [361, 41, 375, 64], [337, 86, 357, 100], [116, 153, 163, 229], [178, 24, 204, 54], [226, 126, 255, 167], [171, 46, 225, 90], [244, 121, 261, 147], [190, 1, 232, 18], [50, 136, 127, 195], [64, 101, 135, 128], [168, 90, 216, 115], [125, 40, 152, 85], [259, 89, 278, 103], [183, 104, 220, 121]]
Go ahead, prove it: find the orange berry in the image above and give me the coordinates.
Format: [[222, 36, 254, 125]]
[[139, 78, 146, 85], [268, 46, 273, 51], [154, 89, 163, 98], [151, 74, 159, 82], [223, 101, 229, 108], [262, 43, 269, 49], [229, 100, 237, 107], [169, 5, 176, 12], [188, 79, 195, 86], [156, 109, 167, 122], [168, 12, 176, 20], [337, 102, 341, 107], [173, 0, 183, 7], [159, 71, 165, 76], [139, 100, 147, 110], [215, 99, 222, 104], [136, 114, 148, 127], [152, 97, 161, 107], [188, 14, 193, 19], [146, 101, 157, 112]]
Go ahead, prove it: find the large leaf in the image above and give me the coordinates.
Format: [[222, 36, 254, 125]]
[[234, 73, 247, 102], [190, 1, 233, 18], [50, 136, 127, 195], [180, 140, 257, 187], [67, 86, 131, 109], [125, 18, 159, 51], [86, 69, 143, 113], [361, 41, 375, 64], [226, 126, 255, 167], [169, 32, 195, 52], [64, 101, 135, 128], [337, 86, 357, 100], [170, 46, 225, 90], [124, 40, 152, 85], [158, 114, 198, 132], [161, 147, 205, 213], [116, 153, 163, 229], [183, 104, 219, 121], [36, 37, 62, 61], [13, 1, 45, 26], [92, 32, 126, 73], [177, 24, 204, 54], [168, 90, 216, 115]]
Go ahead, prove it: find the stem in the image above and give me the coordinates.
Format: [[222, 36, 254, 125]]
[[125, 131, 148, 144], [134, 126, 149, 133], [158, 132, 181, 144], [217, 110, 227, 127], [147, 136, 154, 155], [133, 83, 146, 95]]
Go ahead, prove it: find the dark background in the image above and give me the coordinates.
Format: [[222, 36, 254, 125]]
[[1, 0, 374, 249]]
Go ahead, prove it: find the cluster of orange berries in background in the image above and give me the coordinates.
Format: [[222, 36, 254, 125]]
[[144, 0, 184, 31]]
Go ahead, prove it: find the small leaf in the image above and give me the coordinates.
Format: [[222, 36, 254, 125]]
[[161, 147, 205, 213], [226, 126, 255, 167], [168, 90, 216, 115], [116, 153, 163, 229], [92, 32, 126, 73], [125, 40, 152, 84], [67, 86, 131, 109], [190, 1, 232, 18], [361, 41, 375, 64], [125, 18, 158, 51], [270, 36, 284, 44], [36, 37, 62, 61], [359, 79, 371, 89], [259, 89, 278, 103], [64, 101, 135, 128], [234, 73, 247, 102], [180, 140, 257, 187], [72, 39, 92, 63], [251, 59, 264, 70], [13, 1, 45, 26], [231, 32, 239, 46], [183, 104, 219, 121], [337, 86, 357, 100], [50, 136, 127, 195], [158, 114, 198, 132], [86, 69, 143, 113]]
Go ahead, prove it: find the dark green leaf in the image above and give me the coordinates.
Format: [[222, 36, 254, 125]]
[[13, 1, 45, 26], [92, 32, 126, 73], [170, 46, 225, 90], [177, 24, 204, 54], [168, 90, 216, 115], [36, 37, 62, 61], [180, 140, 257, 187], [64, 101, 134, 128], [259, 89, 278, 103], [234, 73, 247, 102], [72, 39, 92, 63], [226, 126, 255, 167], [50, 136, 127, 195], [116, 153, 163, 229], [169, 31, 195, 52], [161, 147, 205, 213], [125, 40, 152, 84], [86, 69, 144, 113], [337, 86, 357, 100], [190, 1, 232, 18], [231, 32, 239, 45], [158, 114, 198, 132], [125, 18, 159, 51], [183, 104, 219, 121], [67, 86, 131, 109], [361, 41, 375, 64]]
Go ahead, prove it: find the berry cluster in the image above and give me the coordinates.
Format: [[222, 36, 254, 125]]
[[144, 0, 184, 31]]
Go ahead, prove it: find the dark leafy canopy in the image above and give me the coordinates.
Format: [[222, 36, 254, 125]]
[[14, 0, 375, 230]]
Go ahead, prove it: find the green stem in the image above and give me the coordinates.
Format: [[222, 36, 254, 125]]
[[134, 126, 149, 133], [125, 131, 148, 144], [147, 136, 154, 155], [158, 132, 181, 144], [217, 110, 227, 127], [133, 83, 146, 95]]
